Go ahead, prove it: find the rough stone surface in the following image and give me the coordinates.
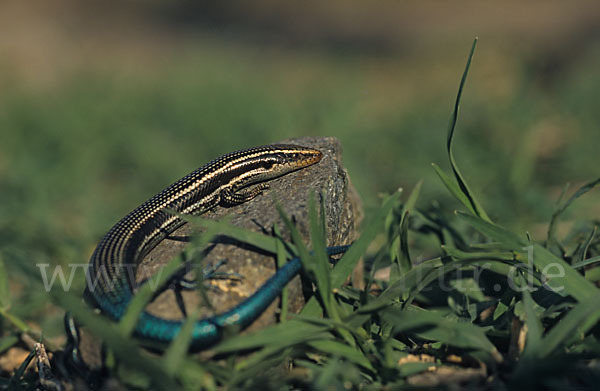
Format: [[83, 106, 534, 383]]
[[137, 137, 362, 332]]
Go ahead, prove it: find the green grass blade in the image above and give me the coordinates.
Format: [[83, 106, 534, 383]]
[[396, 211, 412, 274], [233, 345, 292, 372], [163, 308, 204, 376], [308, 192, 333, 317], [306, 339, 374, 371], [572, 255, 600, 270], [575, 226, 596, 264], [227, 350, 294, 387], [456, 212, 526, 248], [443, 37, 492, 223], [309, 192, 357, 345], [213, 320, 330, 353], [275, 203, 323, 316], [331, 189, 403, 289], [547, 177, 600, 251], [179, 360, 215, 391], [179, 214, 283, 254], [520, 277, 543, 360], [403, 257, 525, 308], [0, 335, 19, 355], [441, 245, 516, 261], [357, 257, 445, 314], [432, 163, 476, 215], [0, 311, 29, 334], [397, 362, 439, 377], [0, 256, 10, 311], [457, 212, 600, 301], [537, 295, 600, 358], [273, 225, 289, 322], [395, 180, 422, 273], [9, 348, 35, 389], [382, 306, 501, 362], [402, 180, 423, 216]]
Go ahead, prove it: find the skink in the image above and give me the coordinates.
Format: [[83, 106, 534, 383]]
[[77, 144, 345, 351]]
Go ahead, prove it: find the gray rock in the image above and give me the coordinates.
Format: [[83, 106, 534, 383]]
[[137, 136, 362, 332]]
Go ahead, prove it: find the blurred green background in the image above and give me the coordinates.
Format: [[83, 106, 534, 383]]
[[1, 0, 600, 333]]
